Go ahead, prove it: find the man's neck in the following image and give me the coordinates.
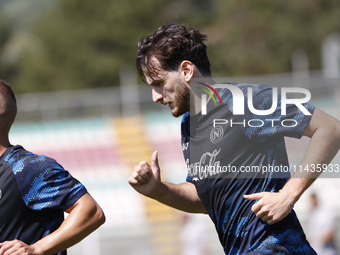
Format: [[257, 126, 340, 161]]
[[0, 137, 11, 157]]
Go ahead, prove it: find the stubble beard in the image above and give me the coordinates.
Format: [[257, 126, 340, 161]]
[[171, 80, 190, 118]]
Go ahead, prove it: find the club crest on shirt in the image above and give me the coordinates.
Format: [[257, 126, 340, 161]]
[[210, 126, 224, 144]]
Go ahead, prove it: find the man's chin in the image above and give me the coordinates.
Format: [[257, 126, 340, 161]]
[[171, 107, 186, 118]]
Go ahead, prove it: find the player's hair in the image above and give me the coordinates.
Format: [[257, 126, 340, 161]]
[[136, 23, 211, 83], [0, 80, 17, 132]]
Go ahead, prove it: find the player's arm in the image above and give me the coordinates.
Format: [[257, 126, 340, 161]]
[[155, 181, 206, 213], [279, 108, 340, 205], [244, 108, 340, 224], [128, 151, 207, 214], [0, 193, 105, 255]]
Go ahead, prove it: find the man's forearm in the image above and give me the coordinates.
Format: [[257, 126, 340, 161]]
[[129, 151, 206, 214], [31, 193, 105, 255], [283, 109, 340, 204], [153, 181, 207, 214]]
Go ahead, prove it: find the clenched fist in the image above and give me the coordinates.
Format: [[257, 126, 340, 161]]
[[0, 240, 38, 255], [128, 151, 163, 199]]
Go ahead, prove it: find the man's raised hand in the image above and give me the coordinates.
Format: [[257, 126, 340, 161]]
[[128, 151, 163, 199]]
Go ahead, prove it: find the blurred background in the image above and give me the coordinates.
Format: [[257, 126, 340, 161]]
[[1, 0, 340, 254]]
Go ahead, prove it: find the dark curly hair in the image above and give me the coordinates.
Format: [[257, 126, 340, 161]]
[[136, 23, 211, 83]]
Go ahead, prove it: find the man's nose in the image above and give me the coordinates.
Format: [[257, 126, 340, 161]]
[[152, 87, 163, 103]]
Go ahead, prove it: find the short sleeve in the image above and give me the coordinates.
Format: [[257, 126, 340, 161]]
[[12, 154, 87, 211]]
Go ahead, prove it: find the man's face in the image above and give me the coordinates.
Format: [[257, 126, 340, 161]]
[[146, 70, 190, 117]]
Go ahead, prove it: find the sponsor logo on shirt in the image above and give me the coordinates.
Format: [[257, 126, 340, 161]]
[[186, 149, 222, 181]]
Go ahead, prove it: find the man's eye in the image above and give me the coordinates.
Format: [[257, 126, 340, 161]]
[[153, 81, 164, 87]]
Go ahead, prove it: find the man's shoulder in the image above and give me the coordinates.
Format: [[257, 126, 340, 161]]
[[3, 145, 61, 174]]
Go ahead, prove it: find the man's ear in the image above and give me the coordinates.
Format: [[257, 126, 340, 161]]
[[179, 61, 195, 82]]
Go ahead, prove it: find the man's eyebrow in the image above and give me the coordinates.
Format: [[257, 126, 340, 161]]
[[148, 79, 162, 87]]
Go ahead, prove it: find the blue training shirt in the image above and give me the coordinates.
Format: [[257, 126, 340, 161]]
[[181, 83, 316, 254], [0, 145, 87, 255]]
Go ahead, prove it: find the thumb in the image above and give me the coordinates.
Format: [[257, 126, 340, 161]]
[[151, 151, 159, 169], [243, 192, 264, 201]]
